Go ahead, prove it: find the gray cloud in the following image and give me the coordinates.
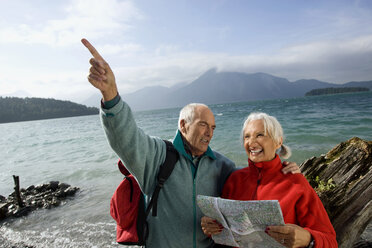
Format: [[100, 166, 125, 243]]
[[112, 34, 372, 95]]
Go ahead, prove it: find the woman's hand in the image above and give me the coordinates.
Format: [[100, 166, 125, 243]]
[[266, 224, 312, 248], [201, 216, 224, 236]]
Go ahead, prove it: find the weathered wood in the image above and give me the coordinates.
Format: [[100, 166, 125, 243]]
[[12, 175, 24, 208], [300, 137, 372, 248]]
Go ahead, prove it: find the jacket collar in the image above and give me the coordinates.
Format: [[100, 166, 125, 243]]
[[173, 130, 216, 161], [248, 154, 282, 173]]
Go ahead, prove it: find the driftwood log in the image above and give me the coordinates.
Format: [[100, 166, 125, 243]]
[[300, 137, 372, 248], [12, 175, 24, 208]]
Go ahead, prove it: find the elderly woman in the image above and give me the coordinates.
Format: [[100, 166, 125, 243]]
[[201, 112, 337, 248]]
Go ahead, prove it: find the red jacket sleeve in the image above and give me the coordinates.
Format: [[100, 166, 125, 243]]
[[295, 177, 338, 248]]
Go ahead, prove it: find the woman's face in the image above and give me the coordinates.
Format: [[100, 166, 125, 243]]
[[243, 119, 281, 163]]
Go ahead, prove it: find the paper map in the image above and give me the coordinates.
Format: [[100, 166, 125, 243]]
[[197, 195, 285, 248]]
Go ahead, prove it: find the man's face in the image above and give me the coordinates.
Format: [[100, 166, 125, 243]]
[[180, 106, 216, 156]]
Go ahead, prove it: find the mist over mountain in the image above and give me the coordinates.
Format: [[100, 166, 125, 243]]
[[1, 90, 32, 98], [82, 69, 372, 111]]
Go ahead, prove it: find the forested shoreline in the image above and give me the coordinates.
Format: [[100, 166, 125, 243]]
[[0, 97, 98, 123], [305, 87, 369, 96]]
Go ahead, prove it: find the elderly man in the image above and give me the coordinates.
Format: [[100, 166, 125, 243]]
[[82, 38, 299, 248]]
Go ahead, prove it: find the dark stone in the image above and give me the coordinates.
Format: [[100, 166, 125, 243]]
[[26, 185, 35, 191], [35, 183, 47, 192], [13, 206, 33, 218], [43, 202, 51, 209], [0, 202, 8, 220], [300, 137, 372, 248], [58, 182, 70, 190], [47, 181, 59, 191], [0, 179, 79, 223], [64, 186, 78, 196], [54, 190, 65, 198]]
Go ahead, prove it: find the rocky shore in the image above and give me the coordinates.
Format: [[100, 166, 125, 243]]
[[0, 180, 79, 247], [0, 180, 79, 222]]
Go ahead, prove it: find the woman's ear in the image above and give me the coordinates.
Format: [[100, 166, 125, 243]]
[[277, 137, 283, 150]]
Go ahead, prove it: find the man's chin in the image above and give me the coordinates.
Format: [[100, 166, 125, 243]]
[[197, 147, 209, 155]]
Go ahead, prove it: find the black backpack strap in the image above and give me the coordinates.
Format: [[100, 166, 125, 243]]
[[145, 140, 179, 217], [126, 176, 134, 202]]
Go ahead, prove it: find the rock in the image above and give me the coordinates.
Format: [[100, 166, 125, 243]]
[[64, 186, 79, 196], [35, 183, 48, 192], [300, 137, 372, 248], [0, 180, 79, 222], [0, 203, 8, 220], [58, 182, 70, 190], [26, 185, 35, 191], [13, 206, 33, 218], [47, 181, 59, 191]]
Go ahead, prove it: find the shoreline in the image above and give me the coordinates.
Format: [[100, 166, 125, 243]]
[[1, 221, 370, 248]]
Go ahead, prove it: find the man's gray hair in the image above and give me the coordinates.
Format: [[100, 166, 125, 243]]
[[241, 112, 292, 159], [178, 103, 209, 130]]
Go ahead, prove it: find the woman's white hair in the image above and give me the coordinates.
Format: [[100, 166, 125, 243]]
[[178, 103, 209, 130], [241, 112, 291, 159]]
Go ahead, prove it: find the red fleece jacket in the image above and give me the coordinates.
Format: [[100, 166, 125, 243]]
[[222, 155, 337, 248]]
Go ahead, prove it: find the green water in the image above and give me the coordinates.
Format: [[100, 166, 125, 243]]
[[0, 91, 371, 247], [135, 91, 372, 166]]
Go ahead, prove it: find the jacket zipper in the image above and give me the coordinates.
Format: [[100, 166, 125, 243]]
[[191, 158, 199, 248], [193, 177, 197, 248], [252, 167, 262, 200]]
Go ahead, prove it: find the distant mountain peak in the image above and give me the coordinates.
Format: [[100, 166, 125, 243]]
[[196, 67, 218, 80], [82, 69, 372, 111], [204, 67, 218, 74]]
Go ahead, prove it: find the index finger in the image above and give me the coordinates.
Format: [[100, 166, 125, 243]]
[[81, 38, 104, 60], [268, 225, 290, 234], [201, 216, 216, 224]]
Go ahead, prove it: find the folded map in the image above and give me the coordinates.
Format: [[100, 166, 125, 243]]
[[197, 195, 285, 248]]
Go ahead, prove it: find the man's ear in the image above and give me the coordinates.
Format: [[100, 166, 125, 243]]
[[180, 119, 187, 134]]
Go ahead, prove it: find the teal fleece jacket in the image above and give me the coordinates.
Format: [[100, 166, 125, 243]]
[[101, 99, 235, 248]]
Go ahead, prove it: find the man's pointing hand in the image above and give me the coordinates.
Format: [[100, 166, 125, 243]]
[[81, 38, 118, 101]]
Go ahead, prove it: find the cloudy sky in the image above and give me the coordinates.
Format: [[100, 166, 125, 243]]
[[1, 0, 372, 103]]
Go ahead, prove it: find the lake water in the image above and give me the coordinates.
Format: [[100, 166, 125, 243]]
[[1, 92, 371, 247]]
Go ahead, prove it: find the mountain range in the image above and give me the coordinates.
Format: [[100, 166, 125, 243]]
[[83, 69, 372, 111]]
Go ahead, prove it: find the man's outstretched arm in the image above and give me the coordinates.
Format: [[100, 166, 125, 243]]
[[81, 38, 166, 194]]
